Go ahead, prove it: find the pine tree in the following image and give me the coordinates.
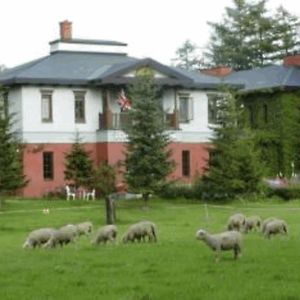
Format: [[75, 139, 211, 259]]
[[124, 68, 174, 205], [0, 88, 27, 208], [205, 0, 300, 70], [64, 133, 94, 189], [172, 40, 203, 70], [201, 91, 265, 200]]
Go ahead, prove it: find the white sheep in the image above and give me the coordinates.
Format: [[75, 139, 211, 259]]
[[264, 219, 288, 239], [76, 221, 93, 236], [122, 221, 157, 243], [244, 215, 261, 233], [43, 225, 78, 248], [91, 225, 117, 245], [22, 228, 55, 249], [261, 217, 276, 234], [227, 213, 246, 231], [196, 229, 242, 262]]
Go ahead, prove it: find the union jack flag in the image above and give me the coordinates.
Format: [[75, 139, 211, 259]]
[[117, 89, 131, 112]]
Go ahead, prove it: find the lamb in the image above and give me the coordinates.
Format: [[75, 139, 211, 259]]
[[76, 221, 93, 236], [264, 219, 288, 239], [43, 225, 78, 248], [196, 229, 242, 262], [122, 221, 157, 243], [244, 215, 261, 233], [91, 225, 117, 245], [227, 213, 246, 231], [22, 228, 55, 249]]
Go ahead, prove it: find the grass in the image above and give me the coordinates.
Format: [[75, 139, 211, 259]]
[[1, 198, 300, 300]]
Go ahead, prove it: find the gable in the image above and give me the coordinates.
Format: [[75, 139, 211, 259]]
[[98, 58, 194, 87]]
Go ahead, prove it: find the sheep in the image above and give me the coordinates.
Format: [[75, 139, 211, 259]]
[[91, 225, 117, 245], [261, 217, 276, 234], [76, 221, 93, 236], [196, 229, 242, 262], [122, 221, 157, 243], [227, 213, 246, 231], [22, 228, 55, 249], [43, 225, 78, 248], [264, 219, 288, 239], [244, 215, 261, 233]]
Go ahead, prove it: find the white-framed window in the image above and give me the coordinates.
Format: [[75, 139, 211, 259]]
[[74, 91, 86, 123], [41, 90, 53, 123], [207, 93, 224, 125], [179, 93, 193, 123]]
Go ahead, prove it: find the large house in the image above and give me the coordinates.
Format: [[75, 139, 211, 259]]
[[0, 21, 228, 197]]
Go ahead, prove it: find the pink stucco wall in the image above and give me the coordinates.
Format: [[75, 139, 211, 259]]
[[22, 142, 210, 197]]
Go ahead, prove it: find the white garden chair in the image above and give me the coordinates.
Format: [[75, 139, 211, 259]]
[[65, 185, 76, 201], [85, 189, 96, 201]]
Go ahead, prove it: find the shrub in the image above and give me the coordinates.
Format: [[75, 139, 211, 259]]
[[158, 183, 196, 199], [270, 185, 300, 200]]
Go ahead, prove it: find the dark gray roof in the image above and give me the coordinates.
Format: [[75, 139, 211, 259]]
[[225, 65, 300, 92], [0, 51, 137, 85], [0, 51, 225, 89], [49, 38, 127, 46], [171, 67, 243, 89]]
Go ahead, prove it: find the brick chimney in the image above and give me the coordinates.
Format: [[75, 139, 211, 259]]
[[201, 66, 232, 77], [60, 20, 72, 41], [283, 53, 300, 67]]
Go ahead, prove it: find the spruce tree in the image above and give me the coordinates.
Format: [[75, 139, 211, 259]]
[[124, 68, 174, 205], [0, 88, 27, 208], [201, 91, 265, 200], [205, 0, 300, 70], [172, 40, 203, 70], [64, 133, 94, 190]]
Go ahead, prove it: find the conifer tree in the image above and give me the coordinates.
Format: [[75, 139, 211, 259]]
[[205, 0, 300, 70], [0, 88, 27, 208], [64, 133, 94, 189], [124, 68, 174, 205], [201, 91, 265, 200], [172, 40, 203, 70], [92, 161, 116, 197]]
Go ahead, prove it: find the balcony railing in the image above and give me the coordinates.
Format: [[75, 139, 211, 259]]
[[99, 112, 178, 130]]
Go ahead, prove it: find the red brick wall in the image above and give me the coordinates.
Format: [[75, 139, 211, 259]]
[[22, 143, 97, 198], [22, 141, 210, 197]]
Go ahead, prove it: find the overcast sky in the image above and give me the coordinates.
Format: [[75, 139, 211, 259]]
[[1, 0, 299, 68]]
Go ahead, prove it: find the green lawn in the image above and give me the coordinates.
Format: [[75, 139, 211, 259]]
[[1, 198, 300, 300]]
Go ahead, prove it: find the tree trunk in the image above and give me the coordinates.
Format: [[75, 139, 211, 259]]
[[142, 193, 150, 209], [105, 196, 115, 224]]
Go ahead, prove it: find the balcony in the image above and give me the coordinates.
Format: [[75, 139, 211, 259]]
[[98, 112, 178, 130]]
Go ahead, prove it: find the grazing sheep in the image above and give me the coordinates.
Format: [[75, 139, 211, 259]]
[[264, 219, 288, 239], [261, 217, 277, 234], [227, 213, 246, 231], [91, 225, 117, 245], [23, 228, 55, 249], [244, 215, 261, 233], [196, 229, 242, 262], [122, 221, 157, 243], [43, 225, 78, 248], [76, 221, 93, 236]]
